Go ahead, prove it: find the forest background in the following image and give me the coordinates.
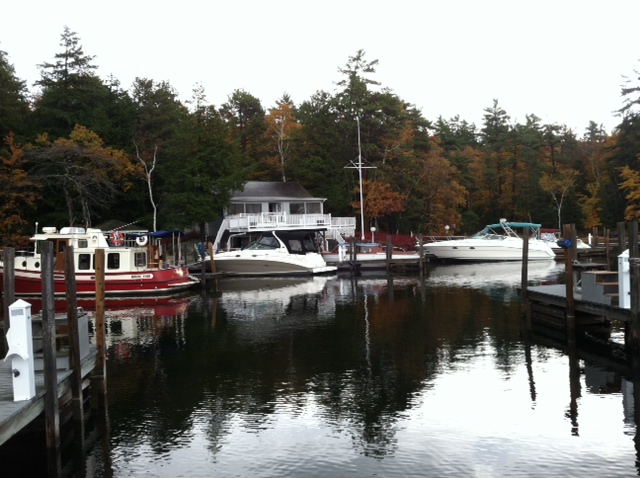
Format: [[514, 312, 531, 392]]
[[2, 27, 640, 247]]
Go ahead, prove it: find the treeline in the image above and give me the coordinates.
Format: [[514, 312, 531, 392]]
[[1, 26, 640, 247]]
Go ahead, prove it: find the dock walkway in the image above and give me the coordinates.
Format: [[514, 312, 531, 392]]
[[0, 342, 97, 447], [527, 283, 631, 323]]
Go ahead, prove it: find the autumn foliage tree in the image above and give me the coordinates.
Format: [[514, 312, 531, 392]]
[[353, 179, 407, 230], [0, 134, 41, 246], [26, 125, 136, 226], [407, 138, 467, 234], [264, 95, 301, 181]]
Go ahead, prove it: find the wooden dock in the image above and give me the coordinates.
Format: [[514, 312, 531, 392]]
[[0, 340, 97, 447], [523, 222, 640, 355], [527, 283, 631, 325]]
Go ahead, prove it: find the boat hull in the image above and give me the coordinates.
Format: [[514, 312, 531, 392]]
[[213, 251, 336, 276], [425, 239, 555, 261], [4, 267, 197, 296]]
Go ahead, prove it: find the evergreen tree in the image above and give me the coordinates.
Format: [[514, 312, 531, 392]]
[[0, 48, 30, 142], [161, 86, 245, 230], [32, 27, 115, 140]]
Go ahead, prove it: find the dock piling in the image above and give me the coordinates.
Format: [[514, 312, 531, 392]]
[[628, 222, 640, 351], [40, 241, 62, 477], [2, 247, 15, 350]]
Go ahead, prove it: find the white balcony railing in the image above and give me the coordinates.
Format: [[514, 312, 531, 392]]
[[227, 213, 332, 231]]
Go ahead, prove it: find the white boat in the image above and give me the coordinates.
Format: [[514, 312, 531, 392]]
[[212, 229, 337, 276], [322, 241, 419, 270], [0, 225, 199, 296], [424, 220, 556, 261], [540, 232, 591, 250]]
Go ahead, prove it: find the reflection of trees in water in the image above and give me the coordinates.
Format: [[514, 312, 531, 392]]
[[102, 279, 528, 461]]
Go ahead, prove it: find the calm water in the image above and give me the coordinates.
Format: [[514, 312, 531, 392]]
[[5, 261, 640, 477]]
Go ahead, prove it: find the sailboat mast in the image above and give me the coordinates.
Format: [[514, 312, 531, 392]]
[[357, 117, 365, 240]]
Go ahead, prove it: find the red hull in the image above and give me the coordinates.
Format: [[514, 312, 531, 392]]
[[5, 267, 197, 296]]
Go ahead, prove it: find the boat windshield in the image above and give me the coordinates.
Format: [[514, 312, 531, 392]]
[[245, 235, 279, 250]]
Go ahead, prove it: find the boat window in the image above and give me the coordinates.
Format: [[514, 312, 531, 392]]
[[78, 254, 91, 270], [134, 252, 146, 267], [303, 237, 316, 251], [78, 239, 88, 248], [289, 240, 303, 253], [107, 253, 120, 270], [246, 236, 279, 250]]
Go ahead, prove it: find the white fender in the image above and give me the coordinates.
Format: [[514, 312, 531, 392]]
[[136, 235, 149, 246]]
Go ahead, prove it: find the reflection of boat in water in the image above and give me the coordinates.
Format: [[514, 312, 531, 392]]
[[218, 276, 331, 320], [426, 261, 562, 289], [25, 293, 194, 316]]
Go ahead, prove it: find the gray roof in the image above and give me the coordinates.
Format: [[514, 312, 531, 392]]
[[231, 181, 325, 201]]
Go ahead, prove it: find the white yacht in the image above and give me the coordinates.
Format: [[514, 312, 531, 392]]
[[424, 220, 556, 261], [212, 228, 337, 276]]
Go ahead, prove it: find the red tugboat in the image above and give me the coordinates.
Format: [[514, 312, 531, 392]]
[[0, 225, 199, 296]]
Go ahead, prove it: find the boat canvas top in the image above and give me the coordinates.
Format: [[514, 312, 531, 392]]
[[473, 221, 542, 239]]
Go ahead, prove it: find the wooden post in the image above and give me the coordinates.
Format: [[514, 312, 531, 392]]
[[628, 221, 640, 351], [386, 235, 392, 272], [2, 247, 15, 350], [40, 240, 62, 477], [350, 236, 357, 274], [417, 234, 425, 278], [65, 246, 85, 446], [605, 228, 611, 270], [208, 242, 216, 274], [93, 248, 107, 404], [521, 225, 529, 304], [563, 224, 575, 340], [618, 221, 628, 255]]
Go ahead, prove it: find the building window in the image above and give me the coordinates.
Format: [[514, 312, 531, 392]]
[[306, 202, 321, 214], [78, 254, 91, 270], [228, 203, 244, 215], [290, 203, 305, 214], [107, 253, 120, 270]]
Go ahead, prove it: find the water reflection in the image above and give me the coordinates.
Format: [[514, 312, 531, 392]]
[[8, 262, 640, 477], [93, 268, 635, 476]]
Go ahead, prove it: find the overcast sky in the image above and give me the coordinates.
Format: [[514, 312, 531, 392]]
[[3, 0, 639, 135]]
